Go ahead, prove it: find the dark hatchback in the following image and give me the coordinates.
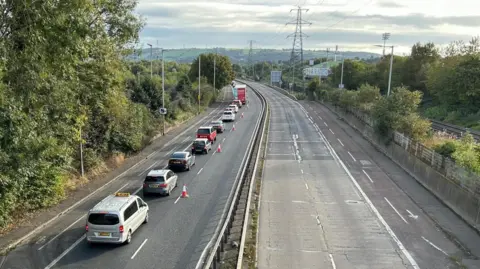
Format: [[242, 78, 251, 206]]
[[191, 138, 212, 154]]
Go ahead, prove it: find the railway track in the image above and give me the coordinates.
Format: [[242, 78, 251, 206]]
[[430, 119, 480, 141]]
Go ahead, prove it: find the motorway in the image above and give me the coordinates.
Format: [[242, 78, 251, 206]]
[[251, 81, 470, 269], [1, 88, 262, 269]]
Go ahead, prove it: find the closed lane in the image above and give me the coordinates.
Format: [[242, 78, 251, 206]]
[[252, 82, 417, 269]]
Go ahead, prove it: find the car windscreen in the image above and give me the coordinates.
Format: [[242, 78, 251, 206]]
[[144, 176, 165, 182], [193, 141, 206, 146], [197, 128, 211, 135], [88, 213, 120, 225], [223, 112, 232, 115], [210, 122, 221, 126], [171, 152, 186, 159]]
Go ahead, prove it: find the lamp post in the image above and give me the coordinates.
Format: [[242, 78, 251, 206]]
[[381, 33, 391, 57], [147, 43, 153, 78], [375, 44, 394, 96]]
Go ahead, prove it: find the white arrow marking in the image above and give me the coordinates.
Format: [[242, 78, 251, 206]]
[[406, 209, 418, 220]]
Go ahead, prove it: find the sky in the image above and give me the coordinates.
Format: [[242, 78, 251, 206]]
[[136, 0, 480, 55]]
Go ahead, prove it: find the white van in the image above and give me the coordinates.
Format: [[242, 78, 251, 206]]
[[86, 192, 149, 245]]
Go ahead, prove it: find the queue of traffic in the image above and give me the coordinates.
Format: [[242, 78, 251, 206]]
[[84, 97, 246, 246]]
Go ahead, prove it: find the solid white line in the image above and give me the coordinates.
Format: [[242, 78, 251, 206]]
[[324, 122, 328, 127], [38, 215, 85, 250], [421, 236, 449, 256], [362, 169, 374, 183], [131, 238, 148, 259], [329, 254, 337, 269], [163, 149, 174, 157], [337, 139, 344, 146], [197, 167, 204, 175], [329, 129, 334, 134], [138, 161, 159, 176], [296, 103, 420, 269], [347, 151, 357, 162], [174, 196, 181, 204], [44, 234, 86, 269], [305, 183, 309, 190], [384, 197, 409, 224]]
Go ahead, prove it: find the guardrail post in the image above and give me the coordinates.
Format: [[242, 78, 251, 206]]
[[216, 248, 221, 262]]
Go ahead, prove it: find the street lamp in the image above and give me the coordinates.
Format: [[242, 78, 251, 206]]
[[147, 43, 153, 78], [375, 44, 394, 96]]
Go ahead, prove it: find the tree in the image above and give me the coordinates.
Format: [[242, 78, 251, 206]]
[[188, 53, 234, 89]]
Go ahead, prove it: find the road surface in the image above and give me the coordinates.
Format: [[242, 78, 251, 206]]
[[1, 88, 262, 269], [251, 81, 467, 269]]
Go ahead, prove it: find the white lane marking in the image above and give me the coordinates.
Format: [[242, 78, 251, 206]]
[[329, 254, 337, 269], [315, 215, 321, 225], [163, 149, 174, 157], [197, 167, 204, 175], [309, 118, 313, 123], [38, 215, 85, 250], [319, 116, 323, 120], [406, 210, 419, 220], [421, 236, 449, 256], [301, 169, 304, 174], [182, 136, 191, 143], [337, 139, 344, 146], [131, 238, 148, 259], [324, 122, 328, 127], [138, 161, 159, 176], [329, 129, 334, 134], [362, 169, 374, 183], [212, 151, 216, 156], [292, 200, 308, 204], [305, 183, 309, 190], [295, 102, 420, 269], [384, 197, 409, 224], [222, 137, 226, 142], [174, 195, 181, 204], [44, 234, 86, 269], [347, 151, 357, 162]]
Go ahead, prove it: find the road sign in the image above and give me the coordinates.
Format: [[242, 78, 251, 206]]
[[339, 84, 344, 89], [270, 71, 282, 83], [309, 59, 314, 66], [159, 108, 167, 115]]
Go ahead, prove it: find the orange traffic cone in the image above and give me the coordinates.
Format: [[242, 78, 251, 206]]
[[241, 112, 244, 118], [217, 144, 222, 153], [232, 124, 236, 131], [181, 184, 189, 198]]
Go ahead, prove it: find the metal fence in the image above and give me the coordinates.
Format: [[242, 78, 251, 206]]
[[328, 104, 480, 231]]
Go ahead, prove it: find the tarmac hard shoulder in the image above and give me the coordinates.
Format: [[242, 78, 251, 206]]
[[0, 103, 224, 254]]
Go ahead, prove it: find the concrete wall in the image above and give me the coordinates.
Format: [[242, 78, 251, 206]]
[[323, 103, 480, 233]]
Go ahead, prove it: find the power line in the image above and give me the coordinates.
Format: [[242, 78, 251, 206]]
[[286, 6, 311, 92]]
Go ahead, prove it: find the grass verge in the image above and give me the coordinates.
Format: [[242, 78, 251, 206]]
[[243, 105, 270, 268]]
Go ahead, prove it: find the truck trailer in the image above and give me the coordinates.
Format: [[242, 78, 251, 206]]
[[235, 84, 247, 105]]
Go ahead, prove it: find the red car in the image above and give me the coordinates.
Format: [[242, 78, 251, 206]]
[[196, 126, 217, 143]]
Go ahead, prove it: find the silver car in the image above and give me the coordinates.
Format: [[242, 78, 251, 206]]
[[191, 138, 212, 154], [168, 151, 196, 171], [86, 193, 149, 245], [142, 169, 178, 196]]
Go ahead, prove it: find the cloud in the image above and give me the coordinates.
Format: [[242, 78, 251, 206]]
[[376, 1, 405, 8], [135, 0, 480, 53]]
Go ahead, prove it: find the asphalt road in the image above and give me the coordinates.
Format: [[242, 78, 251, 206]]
[[250, 81, 465, 269], [1, 89, 262, 269]]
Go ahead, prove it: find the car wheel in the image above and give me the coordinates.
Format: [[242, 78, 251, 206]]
[[125, 231, 132, 244], [186, 164, 190, 171], [144, 212, 149, 224], [204, 149, 207, 154], [214, 137, 217, 141]]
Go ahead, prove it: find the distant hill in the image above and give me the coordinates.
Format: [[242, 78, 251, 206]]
[[126, 48, 381, 64]]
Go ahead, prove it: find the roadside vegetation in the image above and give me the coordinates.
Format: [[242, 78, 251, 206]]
[[0, 1, 234, 231], [239, 37, 480, 175]]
